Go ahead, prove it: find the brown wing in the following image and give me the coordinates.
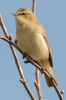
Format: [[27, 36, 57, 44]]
[[36, 21, 53, 67], [43, 36, 53, 67]]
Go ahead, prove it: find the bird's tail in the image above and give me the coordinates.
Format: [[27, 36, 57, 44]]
[[44, 60, 58, 87], [44, 71, 58, 87], [38, 60, 58, 87]]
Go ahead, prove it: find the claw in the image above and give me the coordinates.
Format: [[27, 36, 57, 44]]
[[23, 52, 27, 59], [24, 60, 30, 64], [14, 39, 18, 44], [40, 68, 44, 74]]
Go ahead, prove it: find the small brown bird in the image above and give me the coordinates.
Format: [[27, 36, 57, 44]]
[[12, 8, 58, 87]]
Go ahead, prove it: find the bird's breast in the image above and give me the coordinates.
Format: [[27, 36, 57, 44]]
[[16, 32, 49, 61]]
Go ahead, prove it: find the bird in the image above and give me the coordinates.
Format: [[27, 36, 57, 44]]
[[12, 8, 58, 87]]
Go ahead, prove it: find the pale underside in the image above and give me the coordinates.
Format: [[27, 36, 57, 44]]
[[14, 8, 58, 87], [16, 31, 49, 62]]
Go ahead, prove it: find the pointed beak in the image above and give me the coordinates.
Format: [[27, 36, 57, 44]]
[[11, 13, 17, 16]]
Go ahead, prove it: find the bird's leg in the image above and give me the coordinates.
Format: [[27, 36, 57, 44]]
[[14, 39, 18, 44], [40, 67, 44, 74], [22, 52, 27, 59], [23, 52, 32, 64]]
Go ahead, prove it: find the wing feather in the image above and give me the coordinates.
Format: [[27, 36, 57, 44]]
[[43, 36, 53, 67]]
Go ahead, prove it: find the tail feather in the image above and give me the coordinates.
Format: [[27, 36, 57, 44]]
[[44, 61, 58, 87], [38, 60, 58, 87], [44, 74, 52, 87], [44, 69, 58, 87]]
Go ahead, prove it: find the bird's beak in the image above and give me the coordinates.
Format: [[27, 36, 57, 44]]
[[11, 13, 17, 16]]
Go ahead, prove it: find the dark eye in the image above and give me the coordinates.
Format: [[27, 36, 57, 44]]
[[22, 13, 25, 15]]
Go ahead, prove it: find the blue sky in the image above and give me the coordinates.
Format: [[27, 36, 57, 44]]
[[0, 0, 66, 100]]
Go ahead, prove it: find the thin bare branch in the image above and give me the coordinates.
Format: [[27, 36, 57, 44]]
[[0, 35, 64, 100], [32, 0, 43, 100], [35, 69, 43, 100], [32, 0, 36, 14], [0, 14, 36, 100]]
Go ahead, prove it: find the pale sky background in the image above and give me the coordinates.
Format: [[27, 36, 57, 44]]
[[0, 0, 66, 100]]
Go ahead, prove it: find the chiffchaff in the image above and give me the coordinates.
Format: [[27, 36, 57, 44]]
[[12, 8, 58, 87]]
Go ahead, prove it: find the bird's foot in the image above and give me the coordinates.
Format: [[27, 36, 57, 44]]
[[14, 39, 18, 44], [40, 68, 44, 74], [22, 52, 27, 59], [24, 60, 30, 64]]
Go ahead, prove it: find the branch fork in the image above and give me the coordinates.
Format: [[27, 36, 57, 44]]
[[0, 0, 64, 100]]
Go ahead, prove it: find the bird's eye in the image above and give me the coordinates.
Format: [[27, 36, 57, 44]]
[[22, 13, 25, 15]]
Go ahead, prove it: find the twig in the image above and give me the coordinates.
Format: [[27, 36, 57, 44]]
[[51, 79, 63, 100], [35, 69, 43, 100], [32, 0, 43, 100], [32, 0, 36, 14], [0, 14, 36, 100], [0, 35, 64, 100]]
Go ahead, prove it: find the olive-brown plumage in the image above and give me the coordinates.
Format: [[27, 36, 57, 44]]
[[12, 8, 58, 87]]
